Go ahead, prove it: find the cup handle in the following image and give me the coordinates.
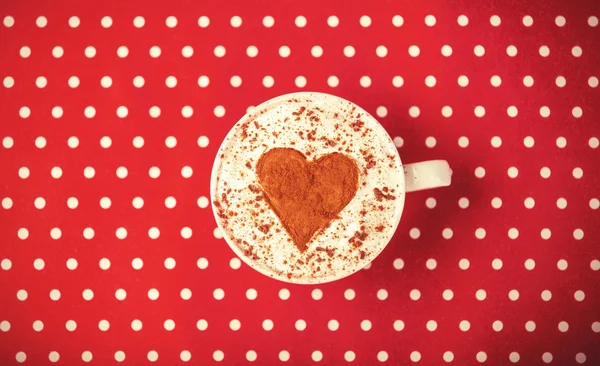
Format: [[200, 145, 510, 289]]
[[404, 160, 452, 192]]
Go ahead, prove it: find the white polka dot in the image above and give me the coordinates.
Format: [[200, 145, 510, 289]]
[[425, 75, 436, 87], [328, 319, 340, 331], [35, 15, 48, 28], [426, 320, 437, 331], [393, 136, 404, 148], [476, 289, 487, 301], [490, 136, 502, 148], [312, 350, 323, 362], [576, 353, 587, 364], [590, 198, 600, 210], [542, 352, 553, 363], [459, 320, 470, 331], [343, 46, 355, 58], [181, 105, 193, 118], [409, 228, 420, 239], [589, 16, 599, 27], [18, 228, 29, 240], [442, 228, 453, 239], [344, 351, 355, 362], [198, 16, 210, 27], [540, 228, 552, 240], [492, 258, 503, 270], [262, 76, 275, 88], [540, 167, 551, 178], [573, 167, 583, 179], [491, 197, 502, 209], [49, 351, 60, 362], [360, 319, 372, 331], [474, 106, 485, 117], [392, 75, 404, 87], [508, 228, 519, 239], [131, 76, 145, 88], [372, 45, 388, 59], [425, 14, 436, 26], [20, 46, 31, 58], [3, 16, 15, 27], [115, 166, 128, 179], [443, 289, 454, 301], [377, 351, 389, 362], [2, 76, 14, 88], [409, 351, 421, 362], [147, 350, 158, 362], [93, 258, 109, 271], [49, 289, 61, 301], [487, 76, 502, 88], [474, 45, 485, 57], [393, 320, 405, 331], [443, 351, 454, 362], [458, 15, 469, 26], [181, 166, 193, 178], [84, 46, 97, 58], [65, 320, 77, 331], [144, 288, 158, 300], [458, 75, 477, 87], [246, 45, 258, 57], [409, 106, 420, 118], [572, 46, 583, 57], [475, 167, 486, 178], [425, 136, 436, 148], [572, 106, 583, 118], [50, 227, 62, 240], [410, 289, 421, 300], [476, 228, 486, 239], [114, 288, 127, 300], [458, 136, 469, 148], [541, 290, 552, 301], [116, 227, 127, 239], [377, 289, 388, 301], [177, 288, 191, 300], [295, 15, 307, 28], [261, 15, 274, 27], [359, 15, 371, 27], [507, 45, 518, 57], [278, 350, 290, 362], [507, 167, 518, 178], [437, 107, 453, 119], [278, 46, 291, 58], [132, 16, 145, 28], [276, 288, 290, 300], [523, 259, 535, 270], [244, 288, 258, 300], [393, 258, 404, 270], [524, 197, 535, 209], [425, 198, 436, 209], [211, 45, 226, 57], [441, 45, 452, 57], [557, 321, 569, 332], [508, 289, 519, 301], [588, 76, 599, 89], [554, 76, 567, 88], [19, 106, 31, 119], [558, 259, 568, 270], [490, 15, 501, 26], [295, 76, 307, 88], [16, 352, 26, 363], [1, 258, 12, 270], [555, 197, 567, 209], [538, 45, 550, 57], [408, 45, 420, 57], [459, 197, 470, 209]]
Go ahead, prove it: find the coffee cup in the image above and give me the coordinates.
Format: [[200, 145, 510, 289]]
[[211, 92, 451, 284]]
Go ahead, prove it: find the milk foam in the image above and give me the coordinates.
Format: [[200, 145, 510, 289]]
[[211, 92, 405, 284]]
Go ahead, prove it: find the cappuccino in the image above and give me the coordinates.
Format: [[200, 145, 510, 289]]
[[211, 92, 404, 283]]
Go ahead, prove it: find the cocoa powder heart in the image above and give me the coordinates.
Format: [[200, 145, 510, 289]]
[[256, 148, 359, 252]]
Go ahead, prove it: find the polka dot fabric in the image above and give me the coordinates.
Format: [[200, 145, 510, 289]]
[[1, 0, 599, 364]]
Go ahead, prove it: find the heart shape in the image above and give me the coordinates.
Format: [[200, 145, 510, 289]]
[[256, 148, 360, 252]]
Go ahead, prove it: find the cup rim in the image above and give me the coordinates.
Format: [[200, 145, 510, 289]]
[[210, 91, 406, 284]]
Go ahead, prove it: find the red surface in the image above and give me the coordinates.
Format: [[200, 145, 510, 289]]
[[1, 0, 600, 364]]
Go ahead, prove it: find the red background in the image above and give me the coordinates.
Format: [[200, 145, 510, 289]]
[[1, 0, 599, 364]]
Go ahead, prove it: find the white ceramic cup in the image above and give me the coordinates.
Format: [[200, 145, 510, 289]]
[[211, 92, 452, 284]]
